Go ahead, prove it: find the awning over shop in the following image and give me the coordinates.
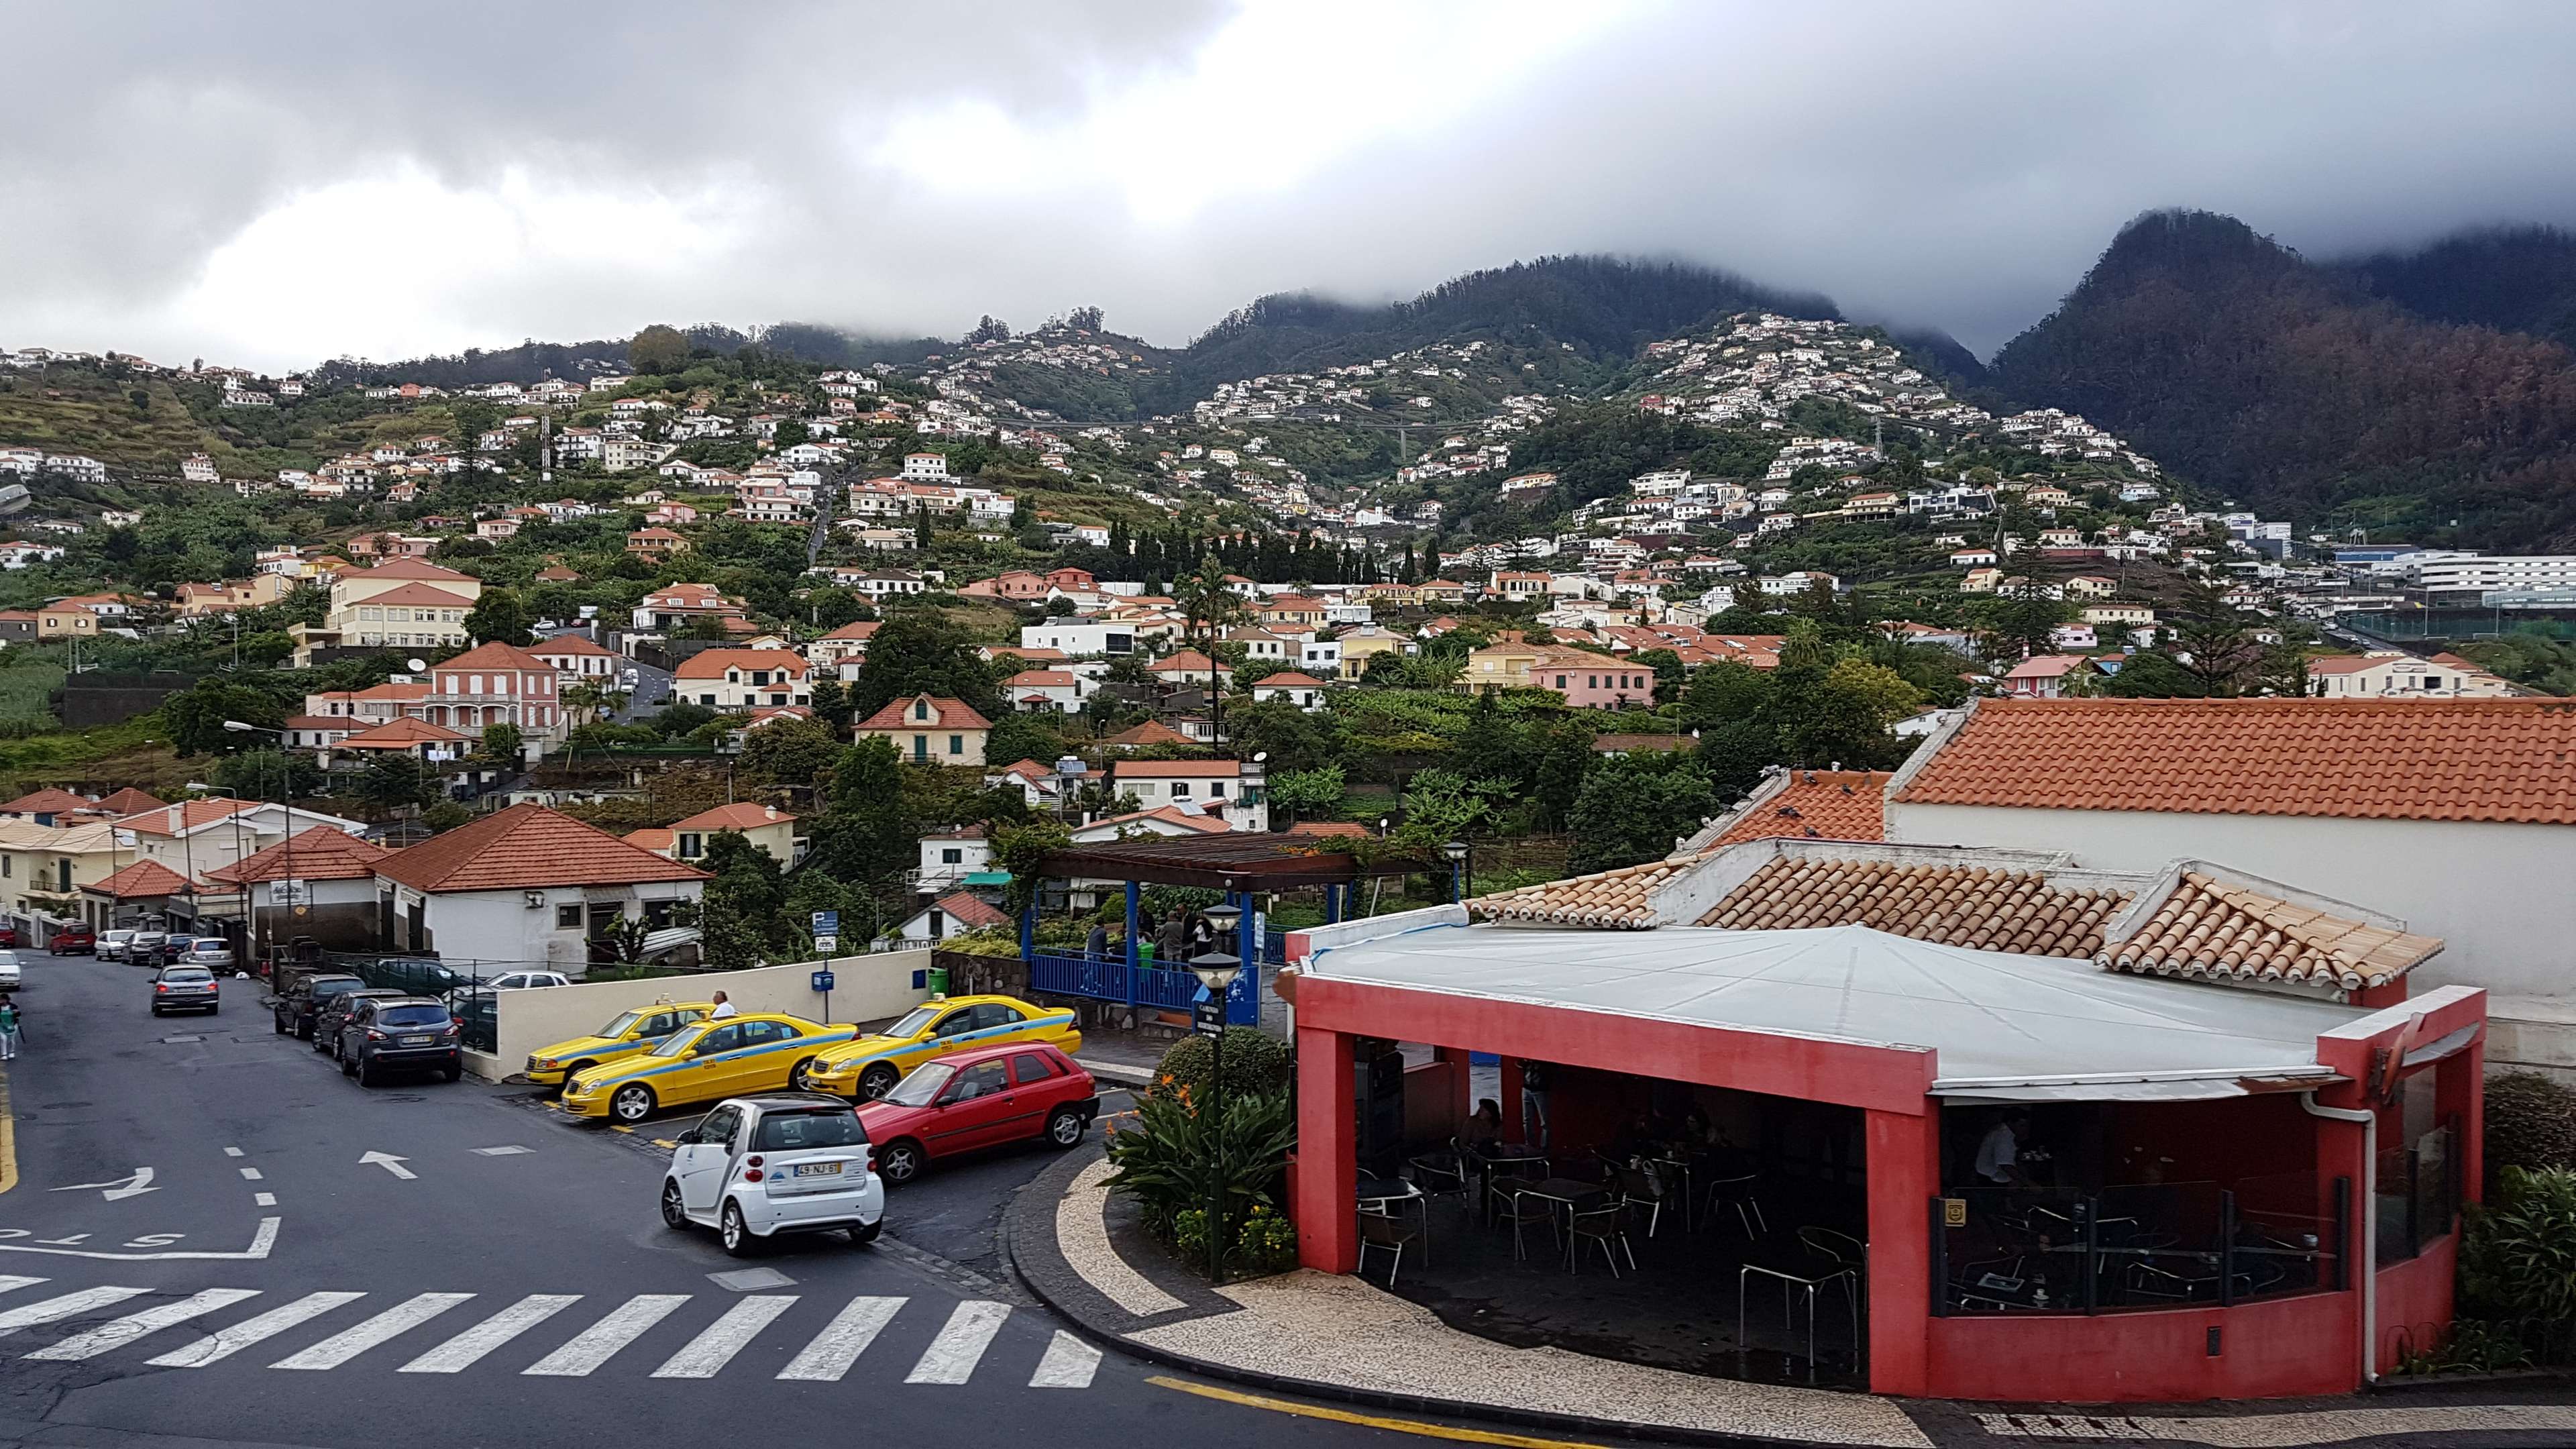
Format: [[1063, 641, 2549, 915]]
[[1305, 921, 2370, 1099]]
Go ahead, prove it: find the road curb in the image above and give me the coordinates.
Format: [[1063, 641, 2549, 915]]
[[1071, 1057, 1156, 1088], [1002, 1143, 1844, 1448]]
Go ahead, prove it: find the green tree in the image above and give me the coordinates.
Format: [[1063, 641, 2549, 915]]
[[1267, 764, 1346, 825], [2099, 648, 2209, 698], [984, 710, 1067, 771], [628, 324, 689, 375], [848, 610, 998, 718], [804, 736, 913, 885], [738, 716, 841, 790], [1694, 718, 1775, 802], [211, 748, 321, 803], [1768, 657, 1925, 768], [1978, 577, 2070, 664], [2169, 580, 2259, 696], [464, 588, 533, 647], [354, 753, 443, 814], [1677, 659, 1772, 729], [161, 678, 284, 757], [1567, 754, 1719, 873], [809, 676, 854, 731], [478, 722, 525, 765]]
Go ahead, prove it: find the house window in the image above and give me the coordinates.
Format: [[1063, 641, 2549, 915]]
[[941, 848, 963, 865], [677, 833, 703, 859], [913, 700, 930, 720], [555, 904, 582, 929], [1171, 783, 1192, 798], [947, 734, 962, 755], [1208, 782, 1226, 798], [912, 735, 928, 761], [699, 693, 716, 706]]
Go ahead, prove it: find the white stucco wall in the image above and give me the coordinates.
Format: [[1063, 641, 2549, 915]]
[[402, 881, 705, 973], [1886, 800, 2576, 1038]]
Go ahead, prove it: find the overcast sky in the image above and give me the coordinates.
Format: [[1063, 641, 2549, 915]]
[[9, 1, 2576, 373]]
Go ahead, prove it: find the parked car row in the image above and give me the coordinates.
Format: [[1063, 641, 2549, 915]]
[[100, 928, 231, 969], [268, 967, 462, 1085]]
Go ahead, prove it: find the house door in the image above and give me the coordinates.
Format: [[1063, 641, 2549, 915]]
[[406, 900, 426, 951], [588, 903, 623, 964]]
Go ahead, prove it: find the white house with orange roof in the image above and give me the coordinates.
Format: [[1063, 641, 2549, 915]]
[[290, 558, 484, 664], [373, 803, 708, 969], [674, 648, 812, 713], [856, 694, 991, 767], [1104, 759, 1267, 832], [626, 802, 800, 867], [422, 640, 566, 749], [529, 631, 620, 684]]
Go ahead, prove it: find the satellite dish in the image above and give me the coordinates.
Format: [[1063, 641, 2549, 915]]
[[407, 658, 428, 672]]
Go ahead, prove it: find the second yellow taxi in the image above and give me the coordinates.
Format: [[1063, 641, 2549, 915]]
[[523, 1000, 713, 1088], [560, 1012, 861, 1123], [799, 994, 1079, 1102]]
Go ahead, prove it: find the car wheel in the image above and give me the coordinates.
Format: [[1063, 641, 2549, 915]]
[[297, 1022, 313, 1041], [660, 1181, 689, 1230], [787, 1058, 815, 1091], [440, 1065, 462, 1083], [340, 1050, 356, 1077], [720, 1201, 758, 1257], [207, 1006, 219, 1016], [859, 1063, 900, 1101], [272, 1014, 286, 1035], [1044, 1106, 1087, 1150], [610, 1084, 656, 1124], [877, 1139, 924, 1185], [849, 1220, 881, 1246], [150, 1005, 162, 1016]]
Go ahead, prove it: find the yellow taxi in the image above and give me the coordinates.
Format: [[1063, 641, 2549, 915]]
[[800, 994, 1080, 1102], [523, 1001, 714, 1088], [560, 1012, 861, 1124]]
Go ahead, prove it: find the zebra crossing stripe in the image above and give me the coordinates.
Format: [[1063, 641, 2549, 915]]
[[148, 1292, 368, 1368], [1028, 1330, 1101, 1389], [400, 1294, 583, 1373], [24, 1288, 264, 1360], [775, 1296, 903, 1382], [0, 1277, 50, 1297], [523, 1294, 690, 1377], [905, 1299, 1009, 1385], [651, 1295, 797, 1379], [0, 1286, 149, 1335], [272, 1293, 475, 1370]]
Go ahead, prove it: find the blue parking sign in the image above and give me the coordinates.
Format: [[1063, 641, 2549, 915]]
[[810, 969, 836, 992]]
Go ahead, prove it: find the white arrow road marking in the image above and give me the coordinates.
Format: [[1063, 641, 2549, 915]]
[[148, 1292, 367, 1367], [0, 1216, 278, 1260], [47, 1168, 156, 1201], [775, 1295, 903, 1381], [651, 1295, 797, 1378], [1029, 1330, 1103, 1389], [523, 1294, 689, 1377], [23, 1288, 262, 1360], [398, 1294, 581, 1373], [359, 1152, 415, 1180], [271, 1293, 473, 1369], [905, 1299, 1010, 1384], [0, 1286, 149, 1336]]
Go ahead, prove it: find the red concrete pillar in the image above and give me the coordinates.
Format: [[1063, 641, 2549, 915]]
[[1500, 1055, 1525, 1140], [2444, 1034, 2485, 1206], [1864, 1105, 1940, 1396], [1294, 1025, 1358, 1274]]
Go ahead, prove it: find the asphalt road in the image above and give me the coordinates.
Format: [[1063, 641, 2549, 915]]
[[0, 953, 1469, 1449]]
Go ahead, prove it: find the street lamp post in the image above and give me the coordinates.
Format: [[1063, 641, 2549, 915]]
[[1190, 900, 1244, 1285], [1442, 839, 1469, 904], [223, 720, 294, 964]]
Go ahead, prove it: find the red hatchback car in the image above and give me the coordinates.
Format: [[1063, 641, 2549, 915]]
[[855, 1041, 1097, 1185]]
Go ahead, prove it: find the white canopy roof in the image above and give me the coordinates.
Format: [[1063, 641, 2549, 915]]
[[1308, 922, 2369, 1099]]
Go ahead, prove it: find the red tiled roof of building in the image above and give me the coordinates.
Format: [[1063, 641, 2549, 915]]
[[205, 827, 392, 885], [437, 639, 555, 672], [1895, 698, 2576, 824], [1713, 769, 1889, 846], [625, 828, 677, 853], [359, 559, 475, 581], [1287, 820, 1370, 837], [532, 633, 614, 657], [89, 788, 166, 816], [1003, 669, 1077, 688], [376, 802, 710, 893], [1150, 649, 1228, 675], [2102, 869, 2442, 991], [87, 858, 199, 899], [119, 798, 258, 836], [927, 891, 1009, 931], [286, 714, 357, 731], [0, 788, 92, 814], [1081, 806, 1232, 836], [1698, 854, 2128, 957], [822, 621, 881, 641], [667, 803, 796, 833], [1108, 759, 1244, 778], [337, 718, 472, 750], [857, 694, 990, 732], [1253, 672, 1328, 688], [1102, 720, 1191, 748], [362, 582, 475, 608], [675, 648, 813, 680]]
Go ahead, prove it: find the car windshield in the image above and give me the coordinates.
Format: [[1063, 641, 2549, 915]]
[[598, 1010, 645, 1037], [883, 1006, 938, 1039], [378, 1006, 449, 1027], [313, 979, 362, 997], [163, 969, 211, 983], [753, 1110, 868, 1151], [104, 931, 132, 941], [651, 1024, 710, 1058], [882, 1062, 956, 1108]]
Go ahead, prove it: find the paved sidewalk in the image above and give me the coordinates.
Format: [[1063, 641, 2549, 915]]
[[1009, 1144, 2576, 1449]]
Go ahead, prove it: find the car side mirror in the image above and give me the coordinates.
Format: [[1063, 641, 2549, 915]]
[[675, 1130, 701, 1145]]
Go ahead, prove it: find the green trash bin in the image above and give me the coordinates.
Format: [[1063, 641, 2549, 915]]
[[1137, 943, 1155, 968], [925, 965, 949, 996]]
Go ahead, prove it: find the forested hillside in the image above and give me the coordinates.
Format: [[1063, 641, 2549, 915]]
[[2349, 225, 2576, 354], [1990, 209, 2576, 547]]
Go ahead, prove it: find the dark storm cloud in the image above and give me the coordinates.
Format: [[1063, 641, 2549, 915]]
[[5, 1, 2575, 368]]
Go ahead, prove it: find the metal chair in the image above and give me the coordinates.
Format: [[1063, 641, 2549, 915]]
[[1705, 1171, 1768, 1238], [1407, 1146, 1474, 1214], [1494, 1188, 1561, 1263], [1740, 1256, 1860, 1379], [1613, 1165, 1666, 1238], [1568, 1205, 1636, 1277], [1356, 1210, 1418, 1287]]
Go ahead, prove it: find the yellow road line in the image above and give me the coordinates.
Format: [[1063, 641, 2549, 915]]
[[610, 1124, 633, 1134], [1146, 1375, 1610, 1448], [0, 1067, 15, 1195]]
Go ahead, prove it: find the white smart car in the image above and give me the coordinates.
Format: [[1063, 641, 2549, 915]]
[[659, 1094, 884, 1256]]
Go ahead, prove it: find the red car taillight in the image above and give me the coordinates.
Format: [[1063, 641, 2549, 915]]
[[154, 984, 168, 992], [365, 1029, 386, 1042]]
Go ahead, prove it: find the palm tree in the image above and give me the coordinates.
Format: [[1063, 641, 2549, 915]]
[[1173, 555, 1248, 744]]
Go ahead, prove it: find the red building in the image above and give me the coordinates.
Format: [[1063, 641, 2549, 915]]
[[1283, 837, 2484, 1404]]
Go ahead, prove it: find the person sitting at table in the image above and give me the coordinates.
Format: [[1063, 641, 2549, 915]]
[[1975, 1111, 2037, 1188], [1613, 1108, 1664, 1165], [1462, 1098, 1504, 1152]]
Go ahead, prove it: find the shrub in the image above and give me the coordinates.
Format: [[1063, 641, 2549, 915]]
[[1235, 1203, 1299, 1273], [1102, 1083, 1295, 1279], [1152, 1026, 1288, 1100], [2461, 1166, 2576, 1329], [2482, 1073, 2576, 1192]]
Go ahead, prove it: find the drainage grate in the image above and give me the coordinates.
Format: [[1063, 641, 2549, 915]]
[[160, 1035, 203, 1044], [1977, 1414, 2158, 1440]]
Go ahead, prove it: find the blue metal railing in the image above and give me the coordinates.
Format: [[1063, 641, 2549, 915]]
[[1027, 949, 1260, 1023]]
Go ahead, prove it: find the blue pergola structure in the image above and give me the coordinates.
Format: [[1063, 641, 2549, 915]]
[[1023, 834, 1424, 1025]]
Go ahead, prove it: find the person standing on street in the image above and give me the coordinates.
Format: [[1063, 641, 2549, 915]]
[[1517, 1059, 1552, 1150], [0, 993, 20, 1061]]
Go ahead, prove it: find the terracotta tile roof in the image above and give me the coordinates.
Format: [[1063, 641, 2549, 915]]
[[205, 827, 392, 884], [674, 648, 812, 680], [1003, 669, 1078, 688], [1150, 650, 1230, 676], [1287, 821, 1370, 837], [0, 788, 92, 814], [927, 891, 1008, 930], [1102, 720, 1191, 747], [1253, 672, 1328, 688], [531, 633, 615, 656], [857, 694, 990, 732], [437, 640, 554, 672], [119, 798, 258, 836], [378, 803, 710, 893], [87, 858, 199, 899], [1469, 854, 1704, 929], [822, 621, 881, 641], [286, 714, 358, 731], [1712, 770, 1889, 846], [1896, 698, 2576, 824], [1698, 855, 2132, 958], [625, 828, 677, 853], [360, 559, 474, 581], [667, 803, 796, 833], [90, 788, 165, 816], [337, 717, 471, 750], [2100, 870, 2443, 990], [1109, 759, 1243, 778], [1076, 806, 1232, 837], [361, 582, 476, 608]]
